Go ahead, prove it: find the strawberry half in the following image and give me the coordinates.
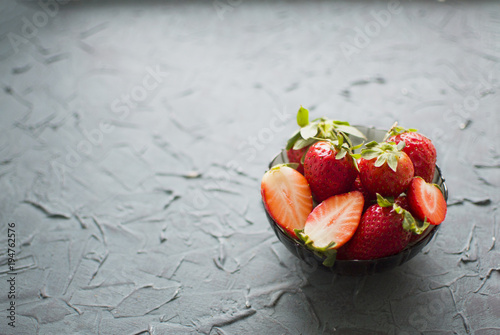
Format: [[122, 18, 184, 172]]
[[261, 165, 313, 238], [407, 177, 447, 225], [296, 191, 364, 266]]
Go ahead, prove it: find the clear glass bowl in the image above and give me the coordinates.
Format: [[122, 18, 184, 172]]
[[264, 126, 448, 276]]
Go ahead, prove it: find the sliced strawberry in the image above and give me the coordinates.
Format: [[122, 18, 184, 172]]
[[297, 191, 364, 251], [407, 177, 447, 225], [261, 165, 313, 238]]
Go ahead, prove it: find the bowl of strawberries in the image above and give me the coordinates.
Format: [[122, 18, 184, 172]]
[[261, 107, 448, 275]]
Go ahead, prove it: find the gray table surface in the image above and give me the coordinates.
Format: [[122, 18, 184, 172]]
[[1, 0, 499, 334]]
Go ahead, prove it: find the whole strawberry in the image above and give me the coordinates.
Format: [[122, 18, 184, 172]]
[[286, 106, 366, 174], [359, 141, 414, 198], [286, 147, 308, 174], [304, 141, 358, 203], [385, 124, 437, 183], [337, 195, 422, 260]]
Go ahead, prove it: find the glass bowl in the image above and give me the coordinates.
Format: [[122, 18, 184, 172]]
[[264, 126, 448, 276]]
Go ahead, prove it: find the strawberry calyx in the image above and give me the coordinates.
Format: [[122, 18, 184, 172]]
[[383, 121, 418, 141], [270, 163, 300, 171], [294, 229, 338, 267], [286, 106, 366, 157], [376, 194, 429, 235], [360, 141, 406, 172]]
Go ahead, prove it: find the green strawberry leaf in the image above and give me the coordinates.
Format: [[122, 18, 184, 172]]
[[364, 141, 379, 148], [334, 124, 367, 139], [387, 154, 398, 172], [321, 248, 338, 267], [300, 123, 319, 140], [295, 229, 338, 267], [297, 106, 310, 127], [361, 149, 380, 160], [293, 137, 316, 150], [395, 205, 429, 234], [332, 120, 351, 126], [336, 148, 348, 160], [270, 163, 300, 171], [376, 193, 394, 207], [374, 154, 388, 168], [286, 130, 301, 150], [384, 122, 419, 140], [396, 141, 406, 151]]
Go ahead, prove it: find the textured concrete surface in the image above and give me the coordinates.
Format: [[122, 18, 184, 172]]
[[0, 0, 499, 334]]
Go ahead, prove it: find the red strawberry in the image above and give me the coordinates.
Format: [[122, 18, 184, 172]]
[[286, 106, 366, 175], [352, 176, 375, 210], [261, 165, 313, 238], [407, 177, 447, 225], [337, 195, 413, 260], [286, 147, 308, 174], [304, 141, 358, 203], [296, 191, 364, 266], [386, 125, 437, 183], [359, 141, 414, 198]]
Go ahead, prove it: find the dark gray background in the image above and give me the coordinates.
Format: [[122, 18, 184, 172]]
[[0, 0, 499, 334]]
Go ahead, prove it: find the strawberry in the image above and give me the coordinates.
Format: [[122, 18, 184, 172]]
[[358, 141, 414, 198], [286, 106, 366, 174], [304, 141, 359, 203], [385, 124, 437, 183], [337, 194, 426, 260], [296, 191, 364, 266], [352, 175, 375, 210], [261, 165, 313, 238], [286, 147, 308, 174], [407, 177, 447, 225]]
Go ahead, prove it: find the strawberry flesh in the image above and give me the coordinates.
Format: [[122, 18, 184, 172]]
[[407, 177, 447, 225], [261, 165, 313, 238], [301, 191, 364, 249]]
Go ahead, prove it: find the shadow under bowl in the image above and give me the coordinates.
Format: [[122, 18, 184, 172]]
[[265, 125, 448, 276]]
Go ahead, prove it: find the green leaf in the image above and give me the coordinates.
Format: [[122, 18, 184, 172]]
[[293, 137, 316, 150], [270, 163, 299, 171], [398, 207, 429, 234], [334, 125, 367, 139], [387, 154, 398, 172], [300, 123, 318, 140], [361, 149, 380, 160], [286, 130, 301, 150], [322, 248, 338, 267], [332, 120, 351, 126], [374, 154, 387, 167], [376, 194, 394, 207], [364, 141, 379, 148], [351, 142, 365, 151], [396, 141, 406, 151], [336, 148, 347, 160], [352, 157, 360, 172], [351, 153, 361, 159], [297, 106, 310, 127]]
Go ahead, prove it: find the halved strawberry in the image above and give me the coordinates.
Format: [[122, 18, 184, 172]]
[[407, 177, 447, 225], [296, 191, 364, 265], [261, 165, 313, 238]]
